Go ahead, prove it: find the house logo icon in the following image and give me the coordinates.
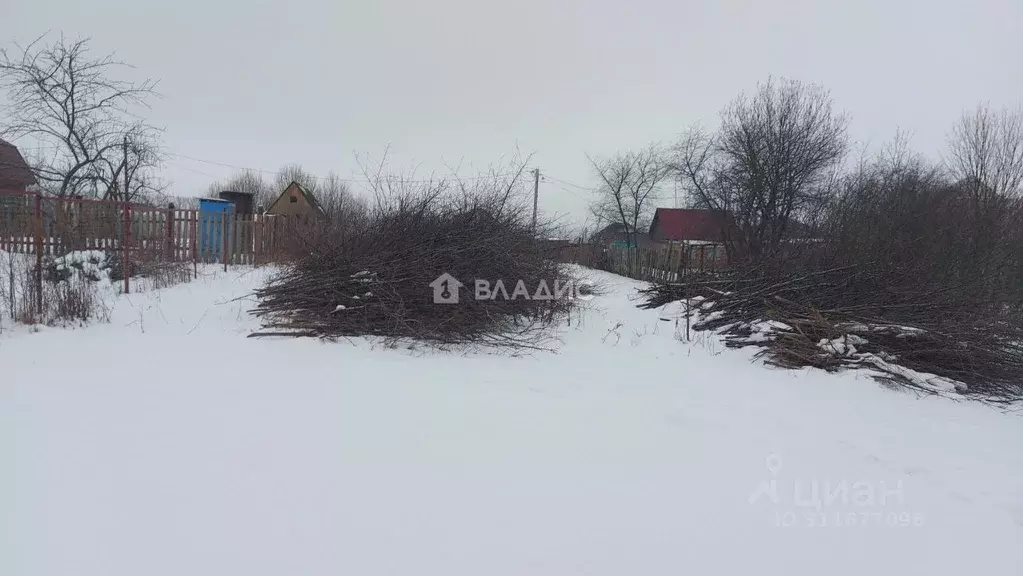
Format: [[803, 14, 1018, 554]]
[[429, 272, 464, 304]]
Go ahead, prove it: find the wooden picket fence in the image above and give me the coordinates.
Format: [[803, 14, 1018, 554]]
[[0, 190, 322, 296], [553, 239, 730, 282], [605, 241, 729, 282]]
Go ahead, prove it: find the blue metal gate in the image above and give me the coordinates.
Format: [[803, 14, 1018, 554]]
[[198, 198, 233, 262]]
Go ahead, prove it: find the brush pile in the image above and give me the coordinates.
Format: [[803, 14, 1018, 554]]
[[250, 183, 578, 348], [640, 263, 1023, 401]]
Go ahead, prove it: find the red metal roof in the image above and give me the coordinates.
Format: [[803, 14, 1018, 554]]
[[649, 208, 732, 242]]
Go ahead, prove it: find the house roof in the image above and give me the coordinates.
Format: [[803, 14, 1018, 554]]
[[0, 139, 37, 188], [592, 222, 654, 247], [649, 208, 732, 242], [594, 222, 626, 237], [266, 181, 325, 216], [594, 222, 646, 238]]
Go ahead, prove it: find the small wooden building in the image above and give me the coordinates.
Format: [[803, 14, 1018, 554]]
[[647, 208, 737, 271], [0, 138, 36, 191], [218, 190, 255, 215], [648, 208, 733, 244], [0, 139, 37, 234], [264, 181, 326, 219]]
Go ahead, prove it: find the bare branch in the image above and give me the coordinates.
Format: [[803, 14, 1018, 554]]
[[588, 144, 669, 245], [946, 103, 1023, 204], [670, 78, 848, 262], [0, 34, 162, 200]]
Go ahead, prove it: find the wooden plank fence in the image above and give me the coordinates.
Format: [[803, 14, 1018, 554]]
[[0, 190, 323, 292], [604, 241, 728, 282]]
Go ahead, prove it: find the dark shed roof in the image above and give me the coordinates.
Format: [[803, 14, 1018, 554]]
[[0, 139, 37, 189]]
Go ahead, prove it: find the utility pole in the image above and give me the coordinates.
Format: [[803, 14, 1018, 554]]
[[531, 168, 540, 234]]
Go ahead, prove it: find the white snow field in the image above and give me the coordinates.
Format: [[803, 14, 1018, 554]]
[[2, 266, 1022, 575]]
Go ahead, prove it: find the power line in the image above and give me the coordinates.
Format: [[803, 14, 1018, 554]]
[[543, 173, 591, 192], [167, 152, 270, 175], [538, 173, 593, 202], [550, 183, 590, 201], [4, 141, 533, 185], [167, 152, 530, 184], [170, 162, 222, 180]]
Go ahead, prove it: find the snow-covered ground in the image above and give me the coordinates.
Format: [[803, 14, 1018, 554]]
[[2, 266, 1021, 575]]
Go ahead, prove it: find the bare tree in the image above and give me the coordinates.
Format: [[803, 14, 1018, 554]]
[[317, 171, 366, 218], [100, 125, 166, 202], [450, 152, 535, 222], [673, 78, 848, 262], [355, 148, 449, 216], [0, 34, 162, 200], [588, 144, 669, 246], [946, 104, 1023, 205], [943, 104, 1023, 291], [274, 163, 320, 193], [206, 170, 272, 208]]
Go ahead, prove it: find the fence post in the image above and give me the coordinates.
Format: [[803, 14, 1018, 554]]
[[235, 214, 243, 265], [222, 210, 228, 272], [253, 214, 262, 265], [675, 243, 683, 280], [123, 201, 131, 294], [665, 243, 673, 282], [190, 210, 197, 278], [166, 203, 175, 261], [34, 193, 43, 316]]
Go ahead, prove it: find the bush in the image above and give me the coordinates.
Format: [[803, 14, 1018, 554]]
[[2, 248, 189, 329], [643, 155, 1023, 402], [48, 274, 103, 323], [43, 250, 109, 283], [251, 171, 579, 348]]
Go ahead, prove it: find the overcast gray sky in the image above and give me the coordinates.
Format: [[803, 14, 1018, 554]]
[[1, 0, 1020, 226]]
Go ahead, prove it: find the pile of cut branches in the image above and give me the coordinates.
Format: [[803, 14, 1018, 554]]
[[640, 265, 1023, 401], [250, 188, 579, 349]]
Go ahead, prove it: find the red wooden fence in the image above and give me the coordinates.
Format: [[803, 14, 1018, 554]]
[[0, 189, 320, 295]]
